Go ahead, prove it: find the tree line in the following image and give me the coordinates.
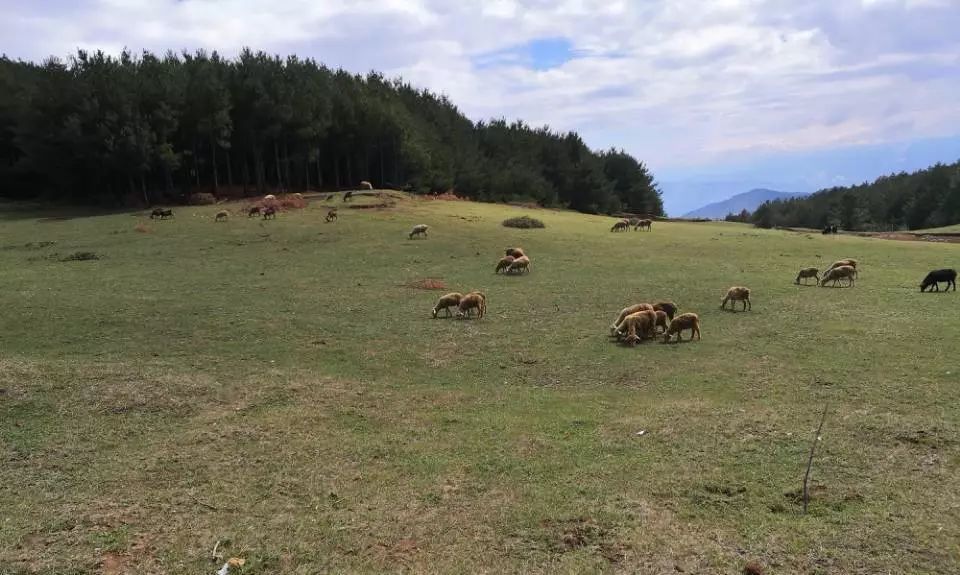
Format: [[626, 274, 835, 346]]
[[0, 49, 663, 215], [735, 160, 960, 231]]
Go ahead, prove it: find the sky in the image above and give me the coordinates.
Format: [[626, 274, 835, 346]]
[[2, 0, 960, 215]]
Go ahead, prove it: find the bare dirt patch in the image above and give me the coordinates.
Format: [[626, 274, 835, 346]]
[[406, 278, 448, 290]]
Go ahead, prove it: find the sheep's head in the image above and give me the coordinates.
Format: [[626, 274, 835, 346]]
[[432, 308, 439, 318]]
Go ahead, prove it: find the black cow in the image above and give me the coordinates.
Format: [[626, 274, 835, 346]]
[[920, 269, 957, 292]]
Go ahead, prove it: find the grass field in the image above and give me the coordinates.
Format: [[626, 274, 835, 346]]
[[1, 195, 959, 574]]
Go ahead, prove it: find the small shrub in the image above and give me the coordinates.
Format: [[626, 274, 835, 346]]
[[188, 192, 217, 205], [502, 216, 545, 229], [59, 251, 99, 262]]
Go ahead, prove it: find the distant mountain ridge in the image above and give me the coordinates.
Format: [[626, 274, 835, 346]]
[[682, 188, 809, 219]]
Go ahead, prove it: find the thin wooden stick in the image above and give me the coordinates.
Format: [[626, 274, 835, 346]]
[[803, 404, 829, 514]]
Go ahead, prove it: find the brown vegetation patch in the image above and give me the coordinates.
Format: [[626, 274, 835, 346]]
[[540, 517, 625, 563], [347, 201, 396, 209], [406, 278, 447, 290], [133, 222, 151, 233], [425, 191, 468, 201]]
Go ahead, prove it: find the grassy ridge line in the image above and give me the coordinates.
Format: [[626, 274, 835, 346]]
[[1, 198, 959, 573]]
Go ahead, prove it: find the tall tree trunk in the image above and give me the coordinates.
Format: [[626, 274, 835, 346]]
[[304, 147, 311, 190], [379, 140, 385, 186], [210, 136, 219, 191], [193, 140, 201, 187], [316, 147, 323, 189], [347, 155, 353, 188], [393, 136, 400, 185], [274, 140, 282, 189], [283, 141, 292, 191], [140, 174, 148, 206], [335, 156, 341, 189], [255, 148, 265, 193], [226, 149, 233, 188], [242, 156, 251, 195]]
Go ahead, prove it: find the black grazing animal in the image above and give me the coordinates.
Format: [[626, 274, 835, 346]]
[[150, 208, 173, 219], [325, 209, 338, 222], [822, 226, 831, 235], [248, 206, 261, 217], [832, 225, 839, 234], [262, 207, 277, 220], [343, 191, 354, 202], [920, 269, 957, 292]]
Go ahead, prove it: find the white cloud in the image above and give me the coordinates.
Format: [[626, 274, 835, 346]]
[[1, 0, 959, 173]]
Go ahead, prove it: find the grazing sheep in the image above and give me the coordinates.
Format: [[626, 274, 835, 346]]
[[325, 209, 338, 223], [359, 181, 373, 190], [150, 208, 173, 220], [214, 210, 229, 222], [506, 255, 531, 274], [248, 206, 261, 218], [653, 301, 678, 320], [343, 191, 354, 202], [457, 291, 486, 319], [409, 224, 429, 239], [795, 267, 819, 285], [721, 286, 752, 311], [263, 194, 277, 202], [432, 292, 464, 318], [663, 313, 701, 343], [262, 207, 277, 220], [635, 219, 653, 231], [505, 247, 525, 258], [920, 268, 957, 292], [619, 310, 658, 346], [495, 255, 515, 274], [610, 303, 654, 334], [653, 310, 670, 334], [292, 192, 304, 200], [826, 259, 857, 272], [611, 220, 630, 232], [820, 265, 857, 287]]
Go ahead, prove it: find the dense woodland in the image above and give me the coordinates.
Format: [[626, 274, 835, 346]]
[[745, 160, 960, 231], [0, 49, 663, 215]]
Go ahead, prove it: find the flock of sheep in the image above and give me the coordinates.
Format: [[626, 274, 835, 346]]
[[611, 217, 653, 232], [794, 258, 859, 287]]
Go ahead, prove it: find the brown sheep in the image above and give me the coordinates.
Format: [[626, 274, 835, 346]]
[[826, 259, 857, 272], [507, 255, 531, 274], [262, 207, 277, 220], [663, 313, 701, 343], [325, 209, 338, 222], [635, 219, 653, 231], [505, 247, 526, 258], [495, 255, 515, 274], [795, 267, 819, 285], [654, 310, 670, 334], [820, 265, 857, 287], [432, 292, 464, 318], [721, 286, 751, 311], [653, 301, 678, 320], [610, 303, 654, 334], [619, 310, 657, 346], [611, 220, 630, 232], [457, 291, 486, 319], [248, 206, 261, 217], [214, 210, 229, 222]]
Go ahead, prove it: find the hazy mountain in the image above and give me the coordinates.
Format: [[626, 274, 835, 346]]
[[681, 188, 809, 219]]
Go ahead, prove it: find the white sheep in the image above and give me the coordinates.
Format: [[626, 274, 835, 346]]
[[409, 224, 429, 239]]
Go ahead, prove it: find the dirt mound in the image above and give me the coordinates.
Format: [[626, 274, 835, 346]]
[[406, 279, 447, 290]]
